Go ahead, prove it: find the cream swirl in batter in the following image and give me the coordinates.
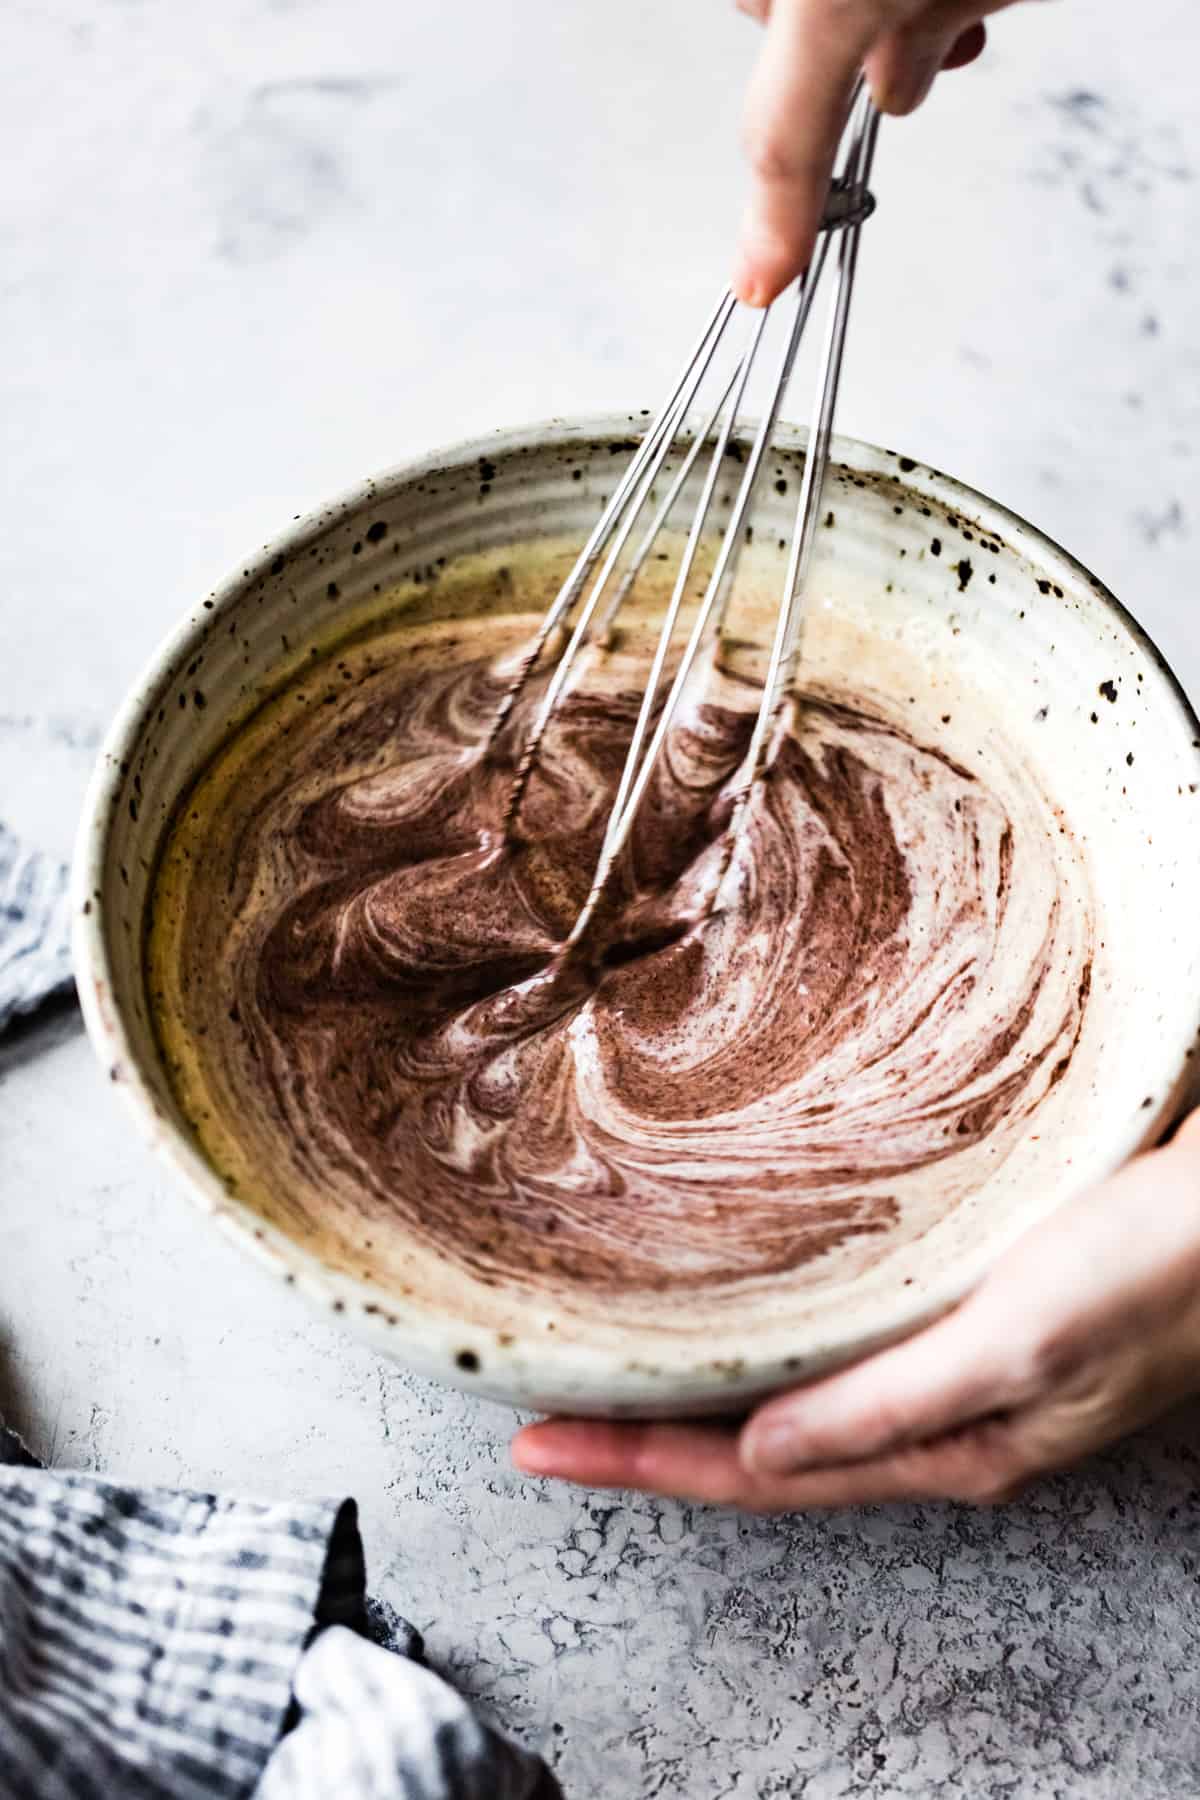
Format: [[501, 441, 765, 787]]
[[148, 587, 1093, 1317]]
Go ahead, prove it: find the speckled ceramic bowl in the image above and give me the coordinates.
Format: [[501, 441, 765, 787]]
[[73, 417, 1200, 1417]]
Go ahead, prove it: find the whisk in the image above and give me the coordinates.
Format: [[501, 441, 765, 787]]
[[490, 86, 880, 953]]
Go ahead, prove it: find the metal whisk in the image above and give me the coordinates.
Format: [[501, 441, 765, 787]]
[[490, 87, 880, 953]]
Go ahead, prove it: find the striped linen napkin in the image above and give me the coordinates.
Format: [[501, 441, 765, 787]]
[[0, 1428, 559, 1798], [0, 824, 74, 1032]]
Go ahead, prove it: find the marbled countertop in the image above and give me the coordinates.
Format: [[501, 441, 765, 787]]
[[3, 2, 1199, 1793]]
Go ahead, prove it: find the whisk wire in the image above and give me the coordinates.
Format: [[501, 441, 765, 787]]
[[501, 321, 746, 833], [710, 96, 880, 914], [565, 238, 839, 949], [585, 306, 771, 890], [487, 288, 739, 755], [594, 361, 745, 650], [494, 88, 880, 953]]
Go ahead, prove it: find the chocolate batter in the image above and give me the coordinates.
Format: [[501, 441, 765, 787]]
[[147, 568, 1094, 1324]]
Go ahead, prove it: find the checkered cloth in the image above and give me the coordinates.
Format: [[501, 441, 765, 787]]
[[0, 1426, 559, 1798]]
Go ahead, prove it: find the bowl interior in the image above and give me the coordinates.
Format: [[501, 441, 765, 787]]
[[74, 419, 1200, 1415]]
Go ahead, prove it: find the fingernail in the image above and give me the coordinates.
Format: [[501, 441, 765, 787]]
[[510, 1433, 562, 1476], [742, 1417, 808, 1476], [732, 251, 769, 310]]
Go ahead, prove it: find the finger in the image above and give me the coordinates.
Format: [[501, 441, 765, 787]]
[[512, 1420, 740, 1496], [734, 0, 881, 305], [513, 1417, 1028, 1510], [735, 0, 772, 21], [740, 1288, 1025, 1476], [746, 1119, 1200, 1480], [941, 19, 987, 68], [865, 12, 986, 114]]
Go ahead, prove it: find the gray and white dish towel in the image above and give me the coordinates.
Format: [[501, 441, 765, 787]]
[[0, 825, 74, 1034], [0, 824, 560, 1797]]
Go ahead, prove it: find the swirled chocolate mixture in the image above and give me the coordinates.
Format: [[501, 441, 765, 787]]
[[148, 567, 1094, 1328]]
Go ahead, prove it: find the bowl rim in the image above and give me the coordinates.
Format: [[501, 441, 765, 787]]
[[71, 414, 1200, 1412]]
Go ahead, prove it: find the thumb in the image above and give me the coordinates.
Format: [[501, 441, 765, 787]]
[[734, 0, 879, 304], [740, 1281, 1024, 1476]]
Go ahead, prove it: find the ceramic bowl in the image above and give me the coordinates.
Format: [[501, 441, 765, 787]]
[[73, 417, 1200, 1416]]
